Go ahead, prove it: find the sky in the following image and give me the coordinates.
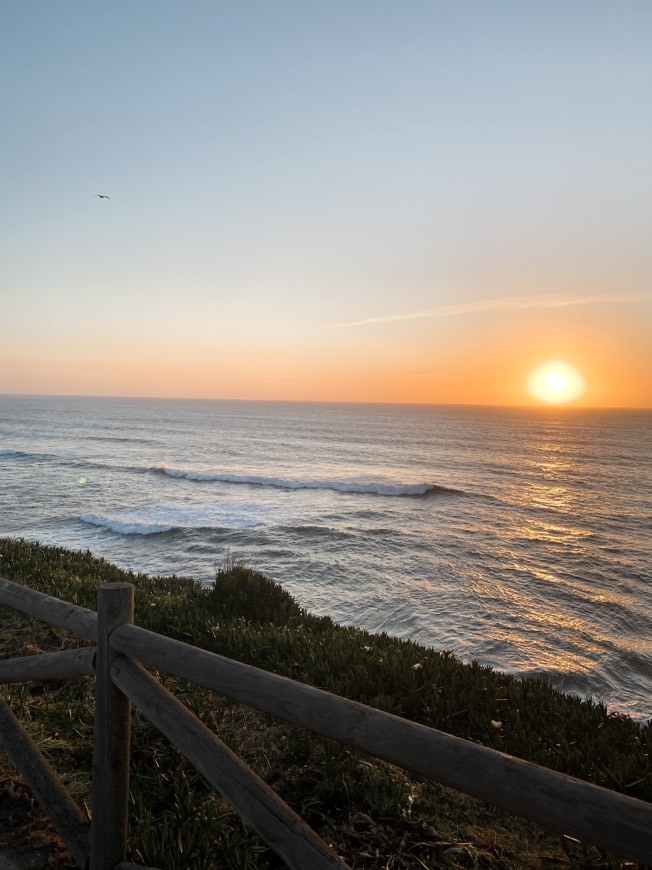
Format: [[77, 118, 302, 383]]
[[2, 1, 651, 407]]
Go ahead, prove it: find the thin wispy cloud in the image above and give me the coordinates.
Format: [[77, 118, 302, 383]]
[[335, 294, 651, 327]]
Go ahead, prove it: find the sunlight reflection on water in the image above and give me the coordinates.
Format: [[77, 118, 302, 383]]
[[0, 397, 650, 719]]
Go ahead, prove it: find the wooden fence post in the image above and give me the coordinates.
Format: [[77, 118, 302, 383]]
[[91, 583, 134, 870]]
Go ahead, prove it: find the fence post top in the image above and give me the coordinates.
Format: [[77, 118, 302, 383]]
[[98, 582, 134, 591]]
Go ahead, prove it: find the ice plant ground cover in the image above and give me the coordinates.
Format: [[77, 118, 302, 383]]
[[0, 539, 649, 869]]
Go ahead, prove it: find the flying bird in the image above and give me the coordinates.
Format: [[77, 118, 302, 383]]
[[94, 194, 110, 199]]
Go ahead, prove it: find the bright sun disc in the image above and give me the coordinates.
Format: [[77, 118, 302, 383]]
[[527, 361, 585, 404]]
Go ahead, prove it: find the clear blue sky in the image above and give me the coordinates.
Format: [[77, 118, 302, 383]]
[[2, 1, 651, 405]]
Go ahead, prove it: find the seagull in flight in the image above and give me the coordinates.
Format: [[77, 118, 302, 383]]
[[94, 194, 110, 199]]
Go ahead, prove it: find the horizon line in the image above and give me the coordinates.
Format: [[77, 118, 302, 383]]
[[1, 391, 650, 413]]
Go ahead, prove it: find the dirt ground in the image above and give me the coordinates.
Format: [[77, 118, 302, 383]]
[[0, 756, 75, 869]]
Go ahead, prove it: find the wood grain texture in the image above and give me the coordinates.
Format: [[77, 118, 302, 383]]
[[90, 584, 133, 870], [111, 655, 349, 870], [0, 647, 95, 683], [111, 622, 652, 866], [0, 575, 97, 641], [0, 698, 89, 868]]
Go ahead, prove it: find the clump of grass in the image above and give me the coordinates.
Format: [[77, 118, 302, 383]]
[[0, 538, 649, 868], [211, 561, 309, 628]]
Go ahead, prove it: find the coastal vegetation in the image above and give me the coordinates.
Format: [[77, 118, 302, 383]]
[[0, 538, 649, 868]]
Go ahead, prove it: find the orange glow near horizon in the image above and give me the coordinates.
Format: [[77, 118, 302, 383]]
[[1, 324, 650, 409]]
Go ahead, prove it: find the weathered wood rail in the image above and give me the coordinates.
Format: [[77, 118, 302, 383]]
[[0, 575, 650, 869]]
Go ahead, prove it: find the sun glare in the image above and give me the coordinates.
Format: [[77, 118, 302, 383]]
[[527, 361, 585, 404]]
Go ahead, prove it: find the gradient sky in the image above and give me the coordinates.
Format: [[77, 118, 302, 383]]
[[2, 1, 651, 407]]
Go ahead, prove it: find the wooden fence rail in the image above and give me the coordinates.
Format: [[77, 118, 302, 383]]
[[0, 575, 651, 870], [0, 576, 97, 641], [110, 622, 652, 863], [112, 655, 347, 870], [0, 698, 90, 868], [0, 647, 95, 683]]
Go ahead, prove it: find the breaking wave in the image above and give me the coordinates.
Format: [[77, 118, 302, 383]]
[[80, 501, 271, 537], [152, 464, 461, 497]]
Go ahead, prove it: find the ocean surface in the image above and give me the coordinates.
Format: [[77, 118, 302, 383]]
[[0, 395, 650, 721]]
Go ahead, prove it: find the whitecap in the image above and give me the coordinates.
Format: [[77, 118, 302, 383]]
[[80, 501, 272, 537], [152, 464, 459, 497]]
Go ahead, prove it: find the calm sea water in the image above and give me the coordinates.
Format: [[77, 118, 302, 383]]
[[0, 395, 650, 721]]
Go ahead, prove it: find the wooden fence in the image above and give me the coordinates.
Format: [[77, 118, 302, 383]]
[[0, 576, 650, 869]]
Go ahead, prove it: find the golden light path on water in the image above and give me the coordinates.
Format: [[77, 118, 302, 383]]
[[480, 419, 601, 679], [527, 361, 585, 404]]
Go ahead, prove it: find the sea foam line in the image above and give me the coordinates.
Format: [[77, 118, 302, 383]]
[[152, 465, 459, 497]]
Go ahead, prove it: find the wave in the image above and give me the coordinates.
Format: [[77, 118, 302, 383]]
[[517, 666, 612, 702], [152, 464, 461, 497], [81, 513, 175, 536], [0, 449, 153, 478], [280, 524, 354, 541], [80, 501, 271, 537], [84, 435, 156, 445], [0, 448, 78, 460]]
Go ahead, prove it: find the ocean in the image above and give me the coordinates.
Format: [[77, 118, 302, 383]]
[[0, 395, 650, 721]]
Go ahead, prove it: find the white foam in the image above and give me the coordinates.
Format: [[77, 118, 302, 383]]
[[154, 464, 447, 497], [81, 501, 270, 536]]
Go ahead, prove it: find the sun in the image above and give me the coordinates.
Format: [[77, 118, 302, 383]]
[[526, 361, 585, 404]]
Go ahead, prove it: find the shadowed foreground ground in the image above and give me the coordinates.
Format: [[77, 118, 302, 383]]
[[0, 758, 74, 868]]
